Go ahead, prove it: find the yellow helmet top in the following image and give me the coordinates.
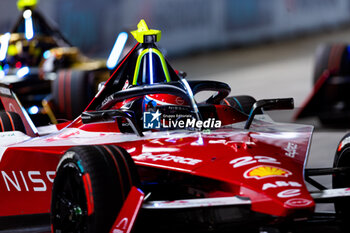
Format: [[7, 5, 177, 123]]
[[131, 19, 161, 43], [17, 0, 38, 11]]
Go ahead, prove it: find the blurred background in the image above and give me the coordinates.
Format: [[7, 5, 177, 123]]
[[2, 0, 350, 106], [0, 0, 348, 104], [1, 0, 350, 57]]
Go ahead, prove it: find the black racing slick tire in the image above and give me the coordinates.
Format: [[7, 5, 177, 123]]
[[51, 145, 139, 233], [333, 133, 350, 232], [52, 69, 96, 120], [221, 95, 256, 115], [313, 44, 350, 126], [313, 44, 347, 85], [313, 44, 332, 85], [0, 111, 26, 134]]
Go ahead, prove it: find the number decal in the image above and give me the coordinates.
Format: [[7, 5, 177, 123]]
[[229, 156, 256, 168], [230, 156, 280, 168], [254, 156, 280, 165]]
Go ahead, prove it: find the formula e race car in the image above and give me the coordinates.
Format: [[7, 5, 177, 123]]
[[0, 0, 124, 126], [295, 43, 350, 126], [0, 20, 349, 233]]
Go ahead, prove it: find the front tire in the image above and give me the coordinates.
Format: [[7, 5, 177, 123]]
[[51, 145, 139, 233], [333, 134, 350, 232]]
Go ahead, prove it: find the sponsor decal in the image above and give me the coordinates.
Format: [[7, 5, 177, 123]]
[[277, 189, 301, 198], [9, 103, 16, 112], [284, 142, 298, 158], [244, 165, 292, 179], [0, 132, 16, 137], [132, 153, 202, 165], [284, 198, 313, 207], [101, 95, 114, 106], [122, 80, 129, 90], [112, 217, 128, 233], [209, 140, 254, 146], [143, 110, 221, 129], [175, 97, 185, 105], [46, 130, 81, 142], [262, 181, 302, 190], [0, 87, 11, 96], [230, 156, 280, 168], [57, 151, 76, 171], [1, 170, 55, 192]]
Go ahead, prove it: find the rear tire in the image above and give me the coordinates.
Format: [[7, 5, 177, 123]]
[[51, 145, 139, 233], [313, 44, 332, 85], [0, 111, 26, 133], [313, 44, 350, 124], [222, 95, 256, 115], [313, 44, 346, 85], [52, 69, 96, 120]]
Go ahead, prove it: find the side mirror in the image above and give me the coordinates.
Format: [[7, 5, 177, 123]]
[[244, 98, 294, 129]]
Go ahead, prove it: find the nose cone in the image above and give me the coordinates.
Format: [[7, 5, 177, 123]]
[[239, 172, 315, 218], [190, 129, 315, 218]]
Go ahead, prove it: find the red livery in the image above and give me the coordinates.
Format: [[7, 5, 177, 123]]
[[0, 20, 348, 233]]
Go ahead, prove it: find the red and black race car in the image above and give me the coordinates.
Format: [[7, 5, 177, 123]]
[[0, 0, 125, 126], [295, 43, 350, 126], [0, 20, 349, 233]]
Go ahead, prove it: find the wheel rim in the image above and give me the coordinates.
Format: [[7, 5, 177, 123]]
[[51, 162, 88, 233]]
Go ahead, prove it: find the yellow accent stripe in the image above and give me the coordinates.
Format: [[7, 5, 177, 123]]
[[133, 49, 149, 85], [132, 48, 171, 85]]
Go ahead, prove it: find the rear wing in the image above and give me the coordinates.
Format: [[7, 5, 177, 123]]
[[0, 84, 38, 136]]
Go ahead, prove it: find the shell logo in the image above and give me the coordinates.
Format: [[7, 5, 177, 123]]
[[284, 198, 313, 207], [244, 165, 292, 180]]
